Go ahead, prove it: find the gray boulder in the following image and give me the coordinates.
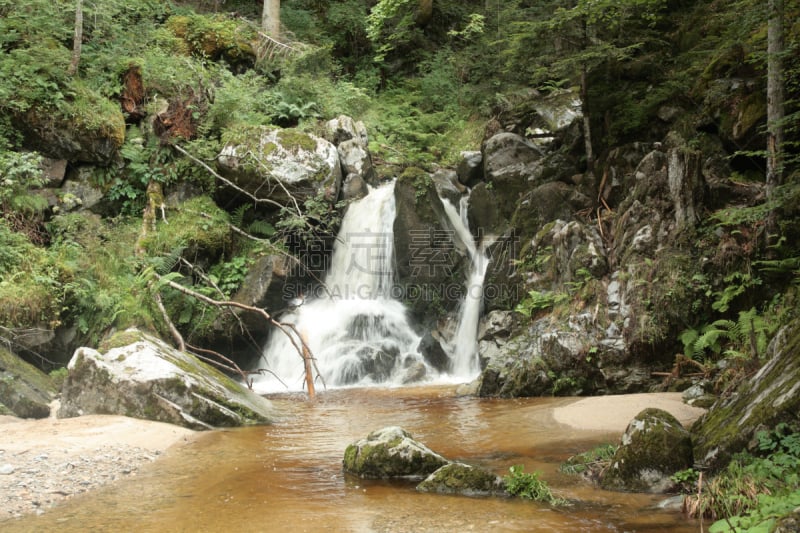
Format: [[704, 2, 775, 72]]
[[324, 115, 369, 147], [456, 151, 483, 187], [343, 426, 449, 479], [482, 133, 545, 218], [600, 408, 693, 493], [0, 347, 56, 419], [58, 329, 277, 429], [417, 462, 506, 497], [338, 139, 377, 188], [217, 125, 342, 205], [692, 320, 800, 471]]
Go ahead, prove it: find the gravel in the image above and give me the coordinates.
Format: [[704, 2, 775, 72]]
[[0, 443, 162, 522]]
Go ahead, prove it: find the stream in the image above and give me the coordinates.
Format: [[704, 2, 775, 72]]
[[8, 386, 700, 532]]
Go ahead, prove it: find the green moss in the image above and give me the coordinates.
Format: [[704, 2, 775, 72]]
[[0, 347, 56, 395], [98, 330, 146, 354], [277, 129, 317, 153]]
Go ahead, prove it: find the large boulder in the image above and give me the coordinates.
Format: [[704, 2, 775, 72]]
[[343, 426, 449, 479], [417, 462, 506, 497], [692, 320, 800, 471], [0, 347, 56, 419], [16, 98, 125, 165], [482, 133, 545, 218], [58, 329, 277, 429], [600, 408, 693, 493], [217, 125, 342, 205], [393, 169, 465, 322]]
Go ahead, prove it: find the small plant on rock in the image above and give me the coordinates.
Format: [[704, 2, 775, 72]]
[[503, 465, 565, 505]]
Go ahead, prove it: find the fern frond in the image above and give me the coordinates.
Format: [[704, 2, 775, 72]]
[[247, 219, 275, 237], [231, 204, 250, 228]]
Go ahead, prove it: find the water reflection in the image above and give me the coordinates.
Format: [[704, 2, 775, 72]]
[[5, 386, 699, 532]]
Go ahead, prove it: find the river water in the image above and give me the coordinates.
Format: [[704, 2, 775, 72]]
[[8, 386, 699, 532]]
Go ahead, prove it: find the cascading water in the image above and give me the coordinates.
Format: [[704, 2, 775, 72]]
[[442, 195, 490, 378], [253, 181, 424, 393]]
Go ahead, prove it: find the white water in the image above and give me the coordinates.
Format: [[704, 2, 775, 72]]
[[442, 196, 490, 377], [253, 182, 425, 393]]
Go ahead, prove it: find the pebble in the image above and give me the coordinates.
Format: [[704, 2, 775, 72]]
[[0, 444, 159, 522]]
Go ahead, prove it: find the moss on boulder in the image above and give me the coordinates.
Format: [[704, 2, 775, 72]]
[[416, 462, 507, 497], [59, 329, 276, 429], [600, 408, 693, 493], [692, 320, 800, 471], [343, 426, 449, 479], [0, 347, 56, 419]]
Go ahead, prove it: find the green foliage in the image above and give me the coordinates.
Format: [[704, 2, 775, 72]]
[[679, 307, 775, 362], [209, 255, 252, 297], [560, 443, 617, 475], [687, 425, 800, 526], [0, 150, 48, 216], [503, 465, 564, 505], [515, 290, 568, 318]]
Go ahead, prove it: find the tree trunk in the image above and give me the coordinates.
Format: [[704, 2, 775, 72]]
[[68, 0, 83, 76], [766, 0, 784, 198], [580, 65, 594, 173], [262, 0, 281, 38]]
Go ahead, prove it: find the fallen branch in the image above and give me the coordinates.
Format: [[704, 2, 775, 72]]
[[157, 275, 325, 396]]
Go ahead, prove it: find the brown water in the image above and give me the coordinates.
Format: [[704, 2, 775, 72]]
[[7, 386, 699, 532]]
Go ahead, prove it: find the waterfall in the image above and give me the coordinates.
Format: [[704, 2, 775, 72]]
[[442, 195, 489, 378], [253, 181, 424, 393]]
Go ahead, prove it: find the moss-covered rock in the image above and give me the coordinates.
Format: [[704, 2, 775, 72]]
[[416, 462, 507, 497], [166, 14, 256, 68], [217, 125, 342, 205], [343, 426, 449, 479], [600, 408, 693, 493], [58, 329, 276, 429], [0, 346, 56, 419], [692, 320, 800, 471]]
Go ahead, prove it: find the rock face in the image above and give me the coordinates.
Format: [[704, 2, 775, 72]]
[[217, 125, 342, 204], [692, 320, 800, 471], [482, 133, 545, 218], [343, 426, 449, 479], [600, 408, 693, 493], [0, 347, 56, 419], [58, 329, 276, 429], [417, 462, 507, 497]]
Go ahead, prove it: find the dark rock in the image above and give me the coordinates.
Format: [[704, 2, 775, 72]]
[[482, 133, 545, 218], [456, 151, 483, 187], [343, 426, 449, 479], [0, 347, 56, 419], [417, 331, 449, 373], [16, 103, 125, 164], [393, 173, 465, 322], [692, 320, 800, 471], [417, 462, 506, 497], [40, 158, 67, 187], [58, 329, 277, 429], [600, 408, 693, 493], [467, 182, 505, 242], [432, 169, 464, 206], [342, 173, 369, 201]]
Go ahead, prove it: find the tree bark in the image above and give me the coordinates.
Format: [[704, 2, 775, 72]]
[[262, 0, 281, 38], [766, 0, 784, 199], [580, 65, 594, 173], [68, 0, 83, 76]]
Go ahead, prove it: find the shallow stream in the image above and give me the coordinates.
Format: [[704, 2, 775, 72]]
[[8, 386, 700, 532]]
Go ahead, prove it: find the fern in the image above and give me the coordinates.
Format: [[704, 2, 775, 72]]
[[230, 204, 250, 228], [681, 308, 775, 361], [247, 219, 275, 238]]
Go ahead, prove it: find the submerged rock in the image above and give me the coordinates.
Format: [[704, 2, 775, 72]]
[[417, 462, 506, 497], [600, 408, 693, 493], [58, 329, 276, 429], [343, 426, 449, 479]]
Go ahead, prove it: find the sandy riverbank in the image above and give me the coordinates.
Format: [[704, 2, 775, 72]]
[[552, 392, 706, 432], [0, 407, 196, 522]]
